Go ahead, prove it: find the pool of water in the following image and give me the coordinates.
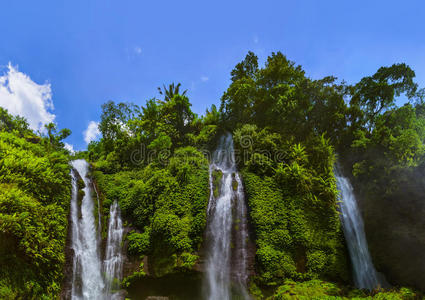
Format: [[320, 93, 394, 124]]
[[126, 273, 251, 300]]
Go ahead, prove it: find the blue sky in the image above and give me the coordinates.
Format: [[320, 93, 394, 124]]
[[0, 0, 424, 150]]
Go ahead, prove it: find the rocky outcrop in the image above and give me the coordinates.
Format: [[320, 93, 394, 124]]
[[357, 167, 425, 291]]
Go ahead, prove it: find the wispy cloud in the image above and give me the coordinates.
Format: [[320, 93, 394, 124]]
[[0, 63, 55, 131], [64, 142, 75, 154], [134, 46, 142, 55], [83, 121, 100, 144], [201, 76, 209, 82], [253, 35, 259, 44]]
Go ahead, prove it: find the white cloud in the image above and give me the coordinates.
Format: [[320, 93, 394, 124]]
[[134, 46, 142, 55], [201, 76, 209, 82], [0, 63, 55, 131], [84, 121, 100, 144], [64, 142, 75, 154], [253, 35, 259, 44]]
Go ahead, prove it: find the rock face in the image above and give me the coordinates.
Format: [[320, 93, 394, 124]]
[[357, 169, 425, 291]]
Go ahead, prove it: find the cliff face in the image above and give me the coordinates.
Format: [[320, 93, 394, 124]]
[[358, 167, 425, 291]]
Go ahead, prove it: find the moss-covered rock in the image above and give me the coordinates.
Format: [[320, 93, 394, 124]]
[[212, 169, 223, 198], [242, 170, 349, 286]]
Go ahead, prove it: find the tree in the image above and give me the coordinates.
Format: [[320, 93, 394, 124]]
[[221, 51, 341, 139], [157, 83, 187, 102], [43, 122, 71, 150], [230, 51, 259, 81], [0, 107, 30, 135], [137, 98, 162, 141], [350, 63, 419, 131], [220, 52, 259, 126], [304, 77, 349, 145], [202, 104, 220, 126], [99, 101, 138, 152], [160, 94, 195, 146]]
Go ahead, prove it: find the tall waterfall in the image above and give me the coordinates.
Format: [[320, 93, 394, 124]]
[[70, 159, 105, 299], [103, 200, 124, 298], [70, 159, 124, 299], [205, 134, 250, 300], [335, 169, 382, 290]]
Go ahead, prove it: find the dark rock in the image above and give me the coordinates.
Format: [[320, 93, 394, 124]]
[[357, 169, 425, 291]]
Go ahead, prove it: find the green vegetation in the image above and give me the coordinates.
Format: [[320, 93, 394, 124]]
[[268, 280, 417, 299], [220, 52, 353, 286], [86, 51, 425, 296], [90, 93, 217, 279], [1, 49, 425, 298], [225, 81, 349, 285], [218, 51, 425, 294], [94, 152, 210, 277], [0, 108, 72, 298]]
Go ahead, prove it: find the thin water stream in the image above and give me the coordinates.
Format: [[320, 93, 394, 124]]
[[335, 168, 383, 290]]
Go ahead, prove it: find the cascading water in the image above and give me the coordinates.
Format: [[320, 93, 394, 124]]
[[232, 172, 250, 299], [205, 134, 250, 300], [69, 160, 124, 299], [103, 200, 124, 299], [70, 159, 105, 299], [335, 168, 382, 290]]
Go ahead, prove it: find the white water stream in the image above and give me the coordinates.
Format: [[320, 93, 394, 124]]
[[335, 169, 382, 290], [69, 160, 124, 299], [205, 134, 250, 300]]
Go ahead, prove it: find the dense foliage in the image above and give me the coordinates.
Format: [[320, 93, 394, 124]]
[[220, 54, 350, 286], [2, 48, 423, 298], [268, 280, 417, 300], [0, 108, 72, 299], [90, 92, 219, 279], [86, 50, 425, 297], [218, 52, 425, 293], [237, 132, 348, 285], [95, 147, 210, 276], [88, 86, 219, 171]]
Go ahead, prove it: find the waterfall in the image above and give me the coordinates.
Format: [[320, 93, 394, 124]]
[[233, 172, 250, 299], [335, 168, 382, 290], [103, 201, 124, 299], [70, 159, 105, 299], [69, 159, 124, 299], [205, 134, 250, 300]]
